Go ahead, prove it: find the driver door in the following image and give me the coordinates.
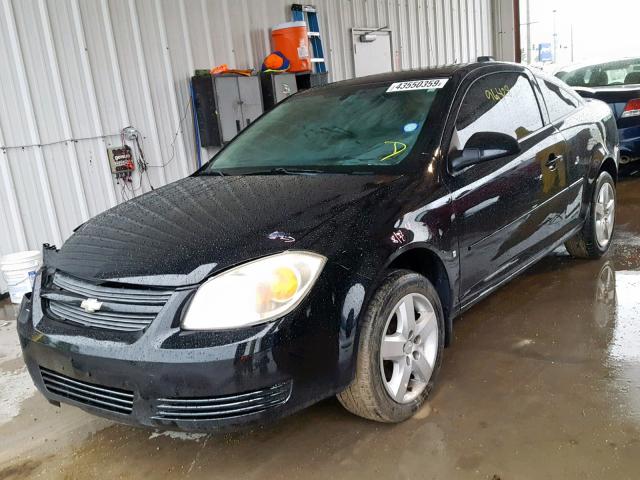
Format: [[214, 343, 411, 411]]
[[446, 71, 559, 305]]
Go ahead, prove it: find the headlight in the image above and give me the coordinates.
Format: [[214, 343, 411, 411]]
[[181, 251, 326, 330]]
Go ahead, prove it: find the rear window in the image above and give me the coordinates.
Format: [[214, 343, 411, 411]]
[[557, 58, 640, 87]]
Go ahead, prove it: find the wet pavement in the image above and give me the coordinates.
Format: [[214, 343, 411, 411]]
[[1, 177, 640, 480]]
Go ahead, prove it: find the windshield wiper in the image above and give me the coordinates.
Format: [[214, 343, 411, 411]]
[[241, 167, 324, 175], [200, 169, 225, 177]]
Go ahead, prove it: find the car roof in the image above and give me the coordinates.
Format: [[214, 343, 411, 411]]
[[331, 61, 526, 88]]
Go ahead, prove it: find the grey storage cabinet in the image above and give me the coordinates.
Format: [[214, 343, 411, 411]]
[[260, 73, 298, 111], [192, 74, 263, 147], [295, 72, 329, 91]]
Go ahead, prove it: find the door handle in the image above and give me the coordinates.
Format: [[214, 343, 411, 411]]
[[545, 154, 562, 171], [235, 119, 241, 133]]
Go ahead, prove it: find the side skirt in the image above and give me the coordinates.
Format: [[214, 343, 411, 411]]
[[455, 223, 583, 316]]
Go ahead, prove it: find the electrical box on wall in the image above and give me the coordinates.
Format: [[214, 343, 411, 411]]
[[107, 146, 135, 177]]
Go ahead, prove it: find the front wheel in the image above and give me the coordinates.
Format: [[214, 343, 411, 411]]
[[565, 171, 616, 259], [337, 269, 445, 423]]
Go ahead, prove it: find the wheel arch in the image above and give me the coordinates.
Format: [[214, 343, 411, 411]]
[[588, 141, 618, 184], [599, 156, 618, 184], [582, 143, 618, 220], [386, 246, 454, 347]]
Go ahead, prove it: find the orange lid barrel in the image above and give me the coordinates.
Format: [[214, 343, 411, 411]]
[[271, 21, 311, 73]]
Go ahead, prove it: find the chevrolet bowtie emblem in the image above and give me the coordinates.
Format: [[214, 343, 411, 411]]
[[80, 298, 102, 313]]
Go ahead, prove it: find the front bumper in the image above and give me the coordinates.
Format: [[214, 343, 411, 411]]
[[17, 266, 364, 432]]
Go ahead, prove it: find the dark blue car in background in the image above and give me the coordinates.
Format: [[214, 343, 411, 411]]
[[557, 57, 640, 168]]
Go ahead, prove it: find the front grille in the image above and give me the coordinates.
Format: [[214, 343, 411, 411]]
[[152, 381, 292, 421], [44, 272, 173, 332], [53, 273, 173, 304], [48, 302, 156, 332], [40, 367, 134, 415]]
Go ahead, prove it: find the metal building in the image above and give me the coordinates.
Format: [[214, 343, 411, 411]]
[[0, 0, 507, 293]]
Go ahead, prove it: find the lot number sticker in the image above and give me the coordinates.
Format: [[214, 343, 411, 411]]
[[386, 79, 448, 93]]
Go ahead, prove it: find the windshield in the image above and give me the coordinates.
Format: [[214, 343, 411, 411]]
[[202, 81, 444, 174], [557, 58, 640, 87]]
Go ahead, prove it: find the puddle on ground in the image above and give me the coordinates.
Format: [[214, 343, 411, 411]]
[[0, 366, 36, 426]]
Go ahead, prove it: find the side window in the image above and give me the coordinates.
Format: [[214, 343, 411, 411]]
[[454, 73, 544, 149], [537, 77, 580, 122]]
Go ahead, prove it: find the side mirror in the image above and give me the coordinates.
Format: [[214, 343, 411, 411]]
[[451, 131, 520, 171]]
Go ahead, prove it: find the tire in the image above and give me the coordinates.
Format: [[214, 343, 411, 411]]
[[337, 269, 445, 423], [565, 171, 616, 259]]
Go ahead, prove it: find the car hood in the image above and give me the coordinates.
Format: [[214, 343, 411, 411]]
[[48, 174, 405, 286]]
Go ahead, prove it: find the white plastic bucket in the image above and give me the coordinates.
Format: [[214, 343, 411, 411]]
[[0, 250, 42, 304]]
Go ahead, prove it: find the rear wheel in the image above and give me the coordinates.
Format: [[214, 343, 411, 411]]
[[337, 269, 445, 423], [565, 171, 616, 259]]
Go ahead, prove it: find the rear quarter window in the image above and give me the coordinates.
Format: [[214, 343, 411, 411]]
[[537, 76, 580, 123]]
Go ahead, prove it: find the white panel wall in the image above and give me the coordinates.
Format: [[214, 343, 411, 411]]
[[0, 0, 496, 293]]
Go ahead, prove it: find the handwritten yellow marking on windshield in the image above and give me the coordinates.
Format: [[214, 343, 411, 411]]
[[380, 141, 407, 161]]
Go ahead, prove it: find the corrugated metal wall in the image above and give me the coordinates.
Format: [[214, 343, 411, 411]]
[[0, 0, 495, 292]]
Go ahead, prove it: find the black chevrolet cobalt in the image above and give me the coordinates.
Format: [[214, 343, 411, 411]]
[[18, 62, 619, 431]]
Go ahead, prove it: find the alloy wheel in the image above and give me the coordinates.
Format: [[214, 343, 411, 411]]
[[379, 293, 439, 404], [595, 182, 615, 248]]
